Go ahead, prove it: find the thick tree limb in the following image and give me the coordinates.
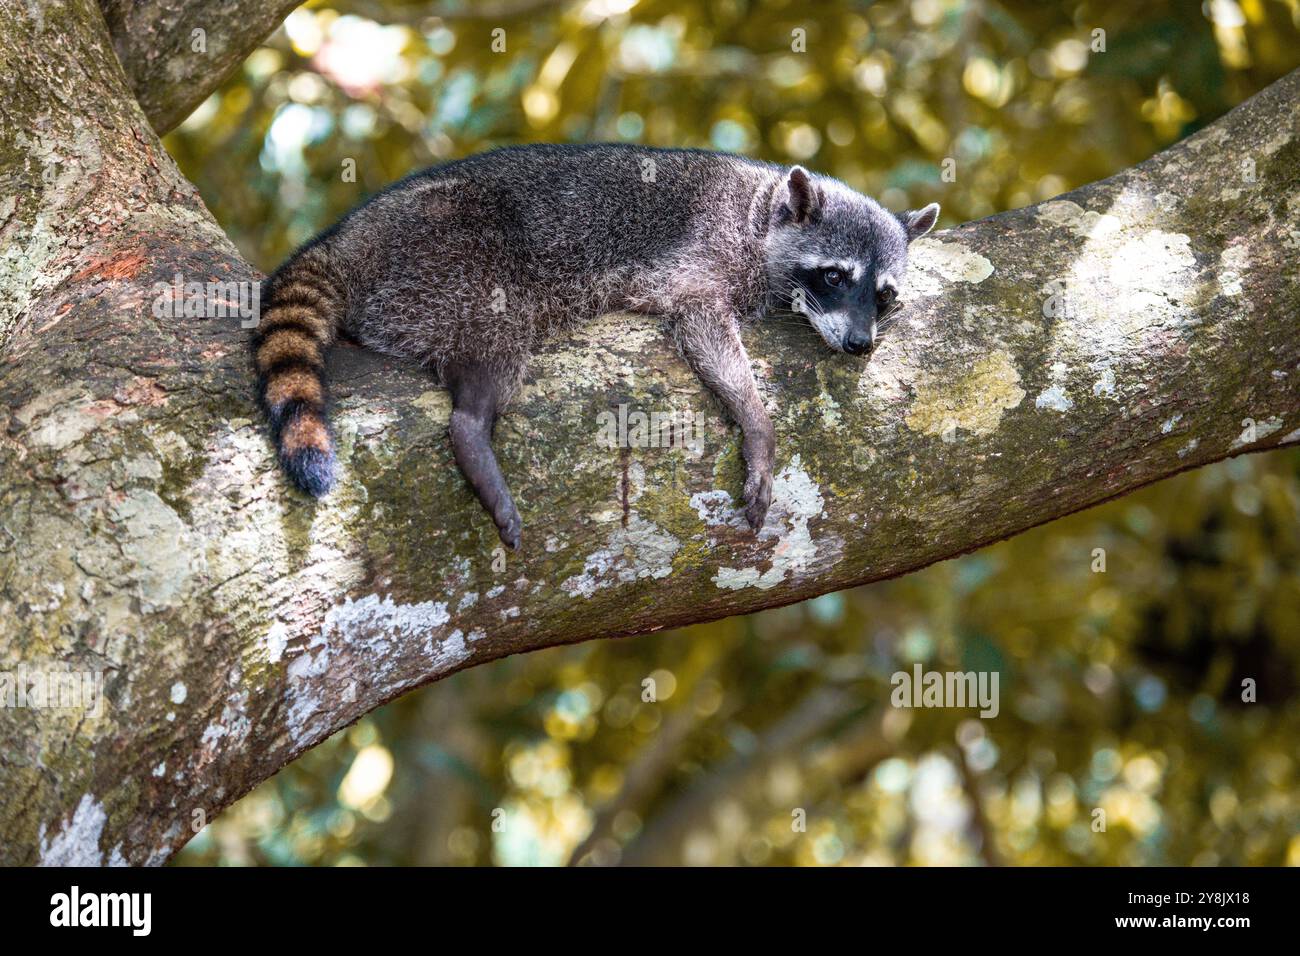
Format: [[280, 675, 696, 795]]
[[98, 0, 303, 134], [1, 0, 1297, 865]]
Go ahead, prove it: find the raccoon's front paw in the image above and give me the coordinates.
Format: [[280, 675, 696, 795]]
[[495, 507, 522, 550], [743, 469, 772, 533]]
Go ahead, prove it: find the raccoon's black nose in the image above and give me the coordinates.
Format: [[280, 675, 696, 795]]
[[843, 330, 873, 355]]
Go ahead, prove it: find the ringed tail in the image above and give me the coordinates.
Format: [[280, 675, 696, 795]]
[[252, 250, 345, 498]]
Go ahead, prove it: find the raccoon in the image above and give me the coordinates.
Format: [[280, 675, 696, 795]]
[[252, 144, 938, 548]]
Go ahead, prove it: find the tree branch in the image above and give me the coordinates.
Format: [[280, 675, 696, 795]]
[[98, 0, 302, 134], [1, 0, 1297, 865]]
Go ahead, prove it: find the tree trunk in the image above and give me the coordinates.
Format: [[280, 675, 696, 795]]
[[0, 0, 1296, 865]]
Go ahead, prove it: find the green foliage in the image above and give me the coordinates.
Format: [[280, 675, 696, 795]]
[[170, 0, 1300, 865]]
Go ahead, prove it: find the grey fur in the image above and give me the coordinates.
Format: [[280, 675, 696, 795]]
[[264, 144, 938, 546]]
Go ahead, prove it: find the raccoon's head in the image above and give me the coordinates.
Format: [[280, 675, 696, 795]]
[[763, 166, 938, 356]]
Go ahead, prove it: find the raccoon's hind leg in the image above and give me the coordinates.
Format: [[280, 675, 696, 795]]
[[444, 361, 523, 550]]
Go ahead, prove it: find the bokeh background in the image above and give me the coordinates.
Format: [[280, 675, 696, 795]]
[[169, 0, 1300, 865]]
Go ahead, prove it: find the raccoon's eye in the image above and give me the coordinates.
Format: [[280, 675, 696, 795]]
[[821, 268, 846, 288], [876, 286, 897, 310]]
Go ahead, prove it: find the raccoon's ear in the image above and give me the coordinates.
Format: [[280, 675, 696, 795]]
[[779, 166, 823, 225], [900, 203, 940, 241]]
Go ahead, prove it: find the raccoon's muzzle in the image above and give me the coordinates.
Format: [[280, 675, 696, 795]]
[[251, 250, 345, 497]]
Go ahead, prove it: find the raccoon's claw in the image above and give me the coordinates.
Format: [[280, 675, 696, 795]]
[[496, 509, 522, 550], [743, 471, 772, 533]]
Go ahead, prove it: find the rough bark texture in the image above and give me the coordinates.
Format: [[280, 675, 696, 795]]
[[1, 0, 1298, 865], [99, 0, 304, 134]]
